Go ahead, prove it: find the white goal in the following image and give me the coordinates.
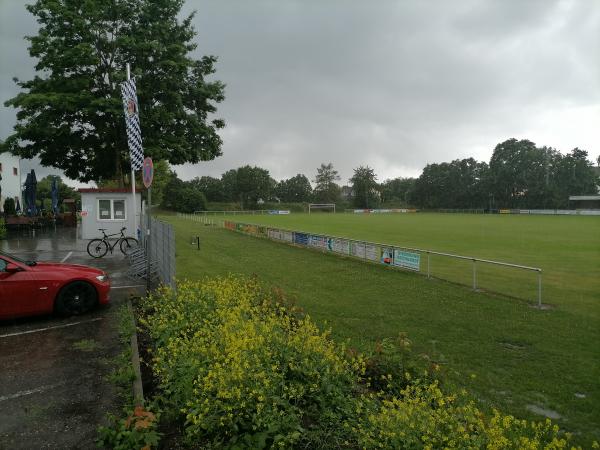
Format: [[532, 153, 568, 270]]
[[308, 203, 336, 214]]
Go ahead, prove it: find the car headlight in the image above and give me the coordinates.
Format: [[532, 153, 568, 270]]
[[96, 274, 109, 282]]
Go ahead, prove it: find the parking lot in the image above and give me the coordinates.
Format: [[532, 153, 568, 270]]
[[0, 227, 144, 449]]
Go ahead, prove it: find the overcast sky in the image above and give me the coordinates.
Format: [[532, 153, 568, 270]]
[[1, 0, 599, 187]]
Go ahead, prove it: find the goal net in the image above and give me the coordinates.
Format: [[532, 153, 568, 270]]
[[308, 203, 336, 214]]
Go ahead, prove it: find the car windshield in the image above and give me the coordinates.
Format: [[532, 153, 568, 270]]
[[0, 250, 37, 266]]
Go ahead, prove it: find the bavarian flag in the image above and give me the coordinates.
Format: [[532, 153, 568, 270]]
[[120, 78, 144, 171]]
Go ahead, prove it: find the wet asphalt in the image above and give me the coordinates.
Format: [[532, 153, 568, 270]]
[[0, 227, 144, 449]]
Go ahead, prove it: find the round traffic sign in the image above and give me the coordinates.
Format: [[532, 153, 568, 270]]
[[142, 157, 153, 188]]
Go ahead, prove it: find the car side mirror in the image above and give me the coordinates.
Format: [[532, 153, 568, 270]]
[[5, 263, 22, 273]]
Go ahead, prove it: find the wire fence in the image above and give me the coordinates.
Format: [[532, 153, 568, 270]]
[[211, 219, 544, 307], [138, 213, 176, 289]]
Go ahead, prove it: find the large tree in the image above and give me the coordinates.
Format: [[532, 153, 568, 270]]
[[221, 166, 275, 209], [275, 174, 312, 203], [190, 176, 224, 202], [412, 158, 488, 209], [349, 166, 379, 208], [551, 148, 599, 208], [36, 175, 80, 211], [2, 0, 225, 183], [313, 163, 341, 203], [488, 139, 542, 208], [487, 139, 597, 209], [161, 174, 207, 213], [379, 177, 415, 206]]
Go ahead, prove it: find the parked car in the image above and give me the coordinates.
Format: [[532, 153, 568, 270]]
[[0, 251, 110, 319]]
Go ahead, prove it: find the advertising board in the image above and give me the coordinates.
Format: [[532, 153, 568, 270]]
[[294, 232, 308, 246], [393, 250, 421, 271]]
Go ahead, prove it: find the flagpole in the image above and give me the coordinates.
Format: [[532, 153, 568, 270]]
[[126, 63, 138, 240]]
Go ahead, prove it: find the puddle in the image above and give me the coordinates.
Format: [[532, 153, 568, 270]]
[[526, 404, 561, 420], [498, 339, 529, 351]]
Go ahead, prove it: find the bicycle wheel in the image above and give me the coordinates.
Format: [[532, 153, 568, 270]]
[[87, 239, 109, 258], [120, 237, 138, 255]]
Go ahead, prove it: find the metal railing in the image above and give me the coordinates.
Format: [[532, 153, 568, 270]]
[[213, 219, 544, 307], [177, 212, 216, 225], [189, 210, 278, 216]]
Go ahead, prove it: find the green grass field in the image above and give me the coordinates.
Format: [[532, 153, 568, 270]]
[[165, 212, 600, 444]]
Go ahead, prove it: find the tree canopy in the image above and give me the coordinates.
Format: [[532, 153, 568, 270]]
[[275, 174, 312, 203], [313, 163, 341, 203], [190, 176, 225, 203], [379, 177, 415, 206], [36, 175, 80, 211], [2, 0, 225, 183], [162, 175, 207, 213], [412, 158, 489, 209], [350, 166, 379, 208], [410, 139, 599, 209], [221, 166, 276, 209]]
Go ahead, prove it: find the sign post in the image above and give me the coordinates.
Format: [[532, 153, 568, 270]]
[[142, 157, 154, 293]]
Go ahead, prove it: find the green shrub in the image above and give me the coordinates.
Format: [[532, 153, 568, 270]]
[[0, 218, 6, 239], [97, 405, 161, 450], [141, 277, 362, 448], [140, 277, 577, 449], [3, 197, 15, 215], [350, 381, 569, 449]]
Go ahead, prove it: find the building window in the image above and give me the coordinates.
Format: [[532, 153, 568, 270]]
[[13, 167, 17, 176], [97, 199, 127, 221]]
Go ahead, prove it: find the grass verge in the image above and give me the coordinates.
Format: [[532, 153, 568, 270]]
[[164, 215, 600, 445]]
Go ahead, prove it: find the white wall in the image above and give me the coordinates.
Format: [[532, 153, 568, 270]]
[[80, 192, 141, 240], [0, 153, 22, 212]]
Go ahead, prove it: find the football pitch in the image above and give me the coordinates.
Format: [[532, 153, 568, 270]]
[[167, 212, 600, 443], [216, 212, 599, 312]]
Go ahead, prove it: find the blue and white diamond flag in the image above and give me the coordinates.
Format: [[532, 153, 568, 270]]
[[120, 78, 144, 171]]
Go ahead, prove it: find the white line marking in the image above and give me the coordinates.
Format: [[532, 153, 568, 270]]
[[60, 251, 73, 262], [0, 317, 103, 339], [110, 285, 145, 290], [0, 382, 67, 402]]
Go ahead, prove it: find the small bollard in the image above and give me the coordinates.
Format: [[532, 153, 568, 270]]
[[196, 236, 200, 250]]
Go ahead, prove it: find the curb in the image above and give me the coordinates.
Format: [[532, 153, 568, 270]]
[[127, 299, 144, 405]]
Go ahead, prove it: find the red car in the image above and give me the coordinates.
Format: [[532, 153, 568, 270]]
[[0, 251, 110, 320]]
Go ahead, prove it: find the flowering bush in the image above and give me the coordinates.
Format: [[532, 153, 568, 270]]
[[141, 277, 364, 448], [350, 381, 570, 449], [141, 277, 577, 449]]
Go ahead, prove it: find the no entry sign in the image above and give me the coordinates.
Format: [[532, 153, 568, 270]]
[[142, 157, 153, 188]]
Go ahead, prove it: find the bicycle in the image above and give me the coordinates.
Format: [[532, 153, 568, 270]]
[[87, 227, 139, 258]]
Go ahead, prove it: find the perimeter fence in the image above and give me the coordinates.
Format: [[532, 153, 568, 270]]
[[347, 208, 600, 215], [191, 210, 291, 216], [210, 219, 543, 307], [133, 214, 176, 289]]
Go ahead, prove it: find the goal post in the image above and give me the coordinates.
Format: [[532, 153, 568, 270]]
[[308, 203, 336, 214]]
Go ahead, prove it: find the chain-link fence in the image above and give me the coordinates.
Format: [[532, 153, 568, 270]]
[[148, 217, 175, 288], [132, 211, 175, 289]]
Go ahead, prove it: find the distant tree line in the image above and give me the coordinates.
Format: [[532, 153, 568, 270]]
[[158, 138, 599, 212], [411, 139, 598, 209]]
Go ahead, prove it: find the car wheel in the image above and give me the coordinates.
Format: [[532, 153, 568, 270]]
[[55, 281, 98, 316]]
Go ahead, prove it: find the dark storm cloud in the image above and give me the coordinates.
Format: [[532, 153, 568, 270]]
[[1, 0, 599, 186]]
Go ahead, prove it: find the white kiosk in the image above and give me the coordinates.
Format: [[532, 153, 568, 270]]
[[79, 188, 141, 240]]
